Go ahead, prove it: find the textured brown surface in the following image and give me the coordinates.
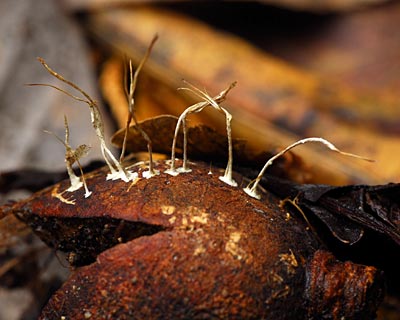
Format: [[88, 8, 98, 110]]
[[7, 160, 316, 265], [3, 160, 384, 319], [305, 250, 384, 319]]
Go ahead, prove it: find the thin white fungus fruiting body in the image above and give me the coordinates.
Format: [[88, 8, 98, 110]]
[[244, 137, 374, 200], [36, 57, 137, 183], [167, 101, 204, 174], [166, 81, 237, 187], [91, 106, 132, 182], [218, 110, 237, 187], [243, 184, 261, 200], [164, 168, 180, 176], [219, 175, 237, 187], [83, 188, 92, 198], [177, 167, 192, 173], [120, 35, 158, 178], [44, 116, 93, 199], [142, 169, 160, 179]]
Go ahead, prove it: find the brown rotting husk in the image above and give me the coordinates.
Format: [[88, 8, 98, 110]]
[[3, 160, 384, 319]]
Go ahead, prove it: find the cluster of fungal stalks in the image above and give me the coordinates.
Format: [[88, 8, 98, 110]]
[[30, 36, 159, 200], [33, 58, 136, 184], [165, 80, 237, 187], [33, 36, 373, 204]]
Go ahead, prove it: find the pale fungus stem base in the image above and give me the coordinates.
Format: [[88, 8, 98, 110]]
[[165, 168, 180, 176], [44, 116, 92, 199], [66, 175, 83, 193], [243, 182, 261, 200], [177, 167, 192, 174], [142, 168, 160, 179]]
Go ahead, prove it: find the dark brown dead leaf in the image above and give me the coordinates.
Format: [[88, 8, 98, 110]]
[[263, 175, 400, 245]]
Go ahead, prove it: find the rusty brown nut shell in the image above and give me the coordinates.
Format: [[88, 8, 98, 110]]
[[6, 160, 384, 319]]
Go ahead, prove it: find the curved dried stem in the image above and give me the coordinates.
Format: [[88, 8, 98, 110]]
[[244, 137, 374, 199]]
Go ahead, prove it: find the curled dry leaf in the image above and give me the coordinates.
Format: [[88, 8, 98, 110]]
[[3, 160, 385, 319], [264, 175, 400, 245]]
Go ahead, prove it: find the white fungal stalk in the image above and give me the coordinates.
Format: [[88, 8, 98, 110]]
[[219, 111, 236, 186], [120, 35, 159, 179], [165, 81, 237, 187], [44, 115, 92, 198], [165, 101, 202, 176], [35, 58, 135, 183], [244, 137, 374, 200]]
